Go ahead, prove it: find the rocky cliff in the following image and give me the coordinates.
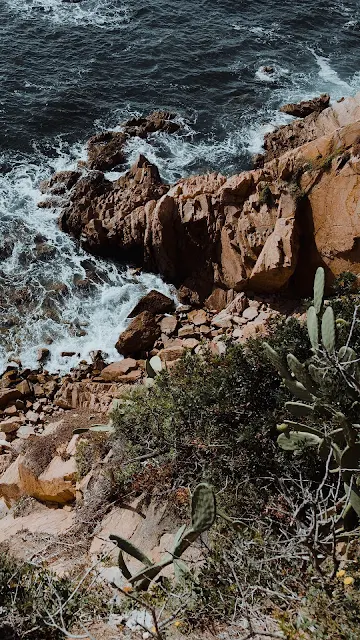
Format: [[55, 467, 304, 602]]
[[40, 93, 360, 306]]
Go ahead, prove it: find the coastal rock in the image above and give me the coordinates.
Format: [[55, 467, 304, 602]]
[[44, 92, 360, 300], [86, 111, 180, 172], [0, 389, 21, 410], [100, 359, 138, 381], [279, 94, 330, 118], [18, 455, 77, 504], [115, 311, 161, 356], [129, 290, 175, 317]]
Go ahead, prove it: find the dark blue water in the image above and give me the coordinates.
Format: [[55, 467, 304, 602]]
[[1, 0, 360, 372]]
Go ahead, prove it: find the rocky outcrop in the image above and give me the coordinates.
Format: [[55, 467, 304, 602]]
[[279, 94, 330, 118], [263, 92, 360, 162], [40, 93, 360, 304]]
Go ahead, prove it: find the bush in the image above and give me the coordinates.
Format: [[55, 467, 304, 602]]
[[110, 334, 320, 517], [0, 553, 106, 639]]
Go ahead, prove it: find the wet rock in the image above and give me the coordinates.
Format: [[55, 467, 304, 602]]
[[37, 348, 50, 363], [115, 312, 161, 356], [129, 290, 175, 317], [280, 94, 330, 118]]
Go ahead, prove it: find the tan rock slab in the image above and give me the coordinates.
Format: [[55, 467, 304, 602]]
[[0, 509, 74, 543], [101, 359, 137, 381], [18, 456, 77, 504], [0, 457, 23, 506], [182, 338, 200, 350], [242, 307, 259, 321], [187, 309, 208, 326], [159, 315, 178, 336], [177, 325, 198, 339], [0, 417, 23, 433], [159, 346, 186, 362]]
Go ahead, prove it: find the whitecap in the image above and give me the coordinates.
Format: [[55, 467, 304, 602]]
[[4, 0, 130, 29], [0, 139, 175, 375]]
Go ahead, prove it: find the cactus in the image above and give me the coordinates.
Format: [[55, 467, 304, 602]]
[[264, 266, 360, 525], [110, 483, 216, 590]]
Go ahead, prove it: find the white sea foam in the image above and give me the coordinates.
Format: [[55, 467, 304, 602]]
[[255, 65, 290, 84], [311, 51, 352, 91], [0, 141, 175, 375], [4, 0, 130, 28]]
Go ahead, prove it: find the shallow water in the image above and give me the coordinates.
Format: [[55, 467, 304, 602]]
[[1, 0, 360, 372]]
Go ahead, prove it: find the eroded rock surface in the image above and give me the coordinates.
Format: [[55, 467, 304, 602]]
[[40, 93, 360, 304]]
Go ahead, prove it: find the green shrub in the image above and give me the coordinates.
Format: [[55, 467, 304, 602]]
[[110, 338, 318, 517], [0, 553, 106, 639]]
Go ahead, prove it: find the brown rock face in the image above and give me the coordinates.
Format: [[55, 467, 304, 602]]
[[280, 94, 330, 118], [115, 311, 161, 356], [43, 92, 360, 301], [59, 155, 169, 263], [129, 290, 175, 317]]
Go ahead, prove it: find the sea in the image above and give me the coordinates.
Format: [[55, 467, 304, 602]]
[[0, 0, 360, 374]]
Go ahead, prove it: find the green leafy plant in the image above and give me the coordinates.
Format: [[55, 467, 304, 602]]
[[110, 483, 216, 590], [264, 267, 360, 527]]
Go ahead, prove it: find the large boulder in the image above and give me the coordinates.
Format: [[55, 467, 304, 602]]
[[116, 311, 161, 356], [129, 290, 175, 317]]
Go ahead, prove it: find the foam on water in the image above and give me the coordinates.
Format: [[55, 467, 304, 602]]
[[0, 141, 175, 375], [5, 0, 130, 28], [311, 50, 353, 91]]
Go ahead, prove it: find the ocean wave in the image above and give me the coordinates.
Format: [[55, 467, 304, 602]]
[[0, 140, 174, 375], [4, 0, 130, 28]]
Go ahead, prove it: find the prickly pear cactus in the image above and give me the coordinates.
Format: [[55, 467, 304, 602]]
[[110, 483, 217, 590], [264, 266, 360, 528]]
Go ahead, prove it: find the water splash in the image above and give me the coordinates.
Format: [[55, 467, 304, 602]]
[[0, 141, 175, 375]]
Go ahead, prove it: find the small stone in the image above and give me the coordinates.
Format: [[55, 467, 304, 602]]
[[4, 405, 18, 417], [199, 324, 211, 336], [37, 348, 50, 363], [178, 325, 198, 339], [233, 328, 243, 340], [187, 309, 208, 326], [61, 351, 77, 357], [182, 338, 200, 350], [242, 307, 259, 321], [25, 410, 39, 424], [0, 417, 23, 433], [33, 383, 45, 397], [17, 425, 36, 439], [15, 399, 25, 410], [212, 313, 232, 329], [159, 346, 186, 362], [159, 315, 178, 336]]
